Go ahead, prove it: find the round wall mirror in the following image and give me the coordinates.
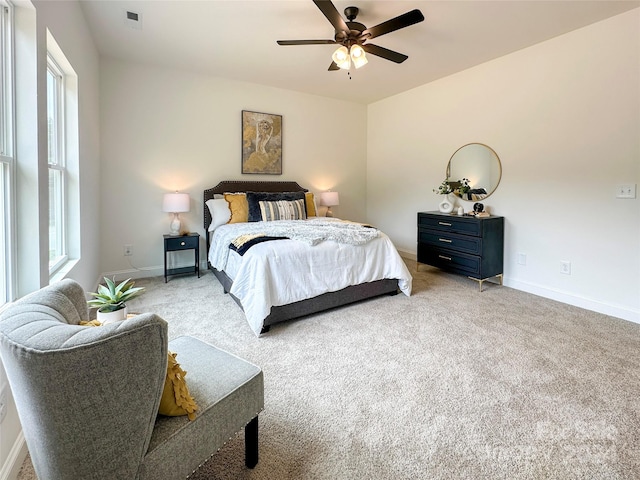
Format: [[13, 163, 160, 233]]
[[446, 143, 502, 201]]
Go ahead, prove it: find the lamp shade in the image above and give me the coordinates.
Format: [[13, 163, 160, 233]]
[[350, 45, 368, 69], [331, 46, 351, 70], [162, 192, 190, 213], [319, 191, 340, 207]]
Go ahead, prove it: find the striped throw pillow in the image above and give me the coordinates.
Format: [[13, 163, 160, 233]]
[[259, 199, 307, 221]]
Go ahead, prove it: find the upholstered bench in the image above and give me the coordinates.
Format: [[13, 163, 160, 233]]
[[0, 279, 264, 480]]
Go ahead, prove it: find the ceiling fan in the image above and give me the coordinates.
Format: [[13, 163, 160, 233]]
[[277, 0, 425, 71]]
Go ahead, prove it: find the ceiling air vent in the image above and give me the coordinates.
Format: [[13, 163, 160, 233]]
[[123, 10, 142, 30]]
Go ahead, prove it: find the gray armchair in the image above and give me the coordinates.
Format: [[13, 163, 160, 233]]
[[0, 279, 264, 479]]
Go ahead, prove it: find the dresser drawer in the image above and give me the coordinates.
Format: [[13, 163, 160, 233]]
[[165, 235, 199, 251], [418, 246, 480, 276], [418, 214, 480, 236], [418, 229, 481, 256]]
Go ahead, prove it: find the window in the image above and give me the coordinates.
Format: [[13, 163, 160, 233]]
[[0, 1, 14, 305], [47, 56, 66, 274], [46, 31, 79, 282]]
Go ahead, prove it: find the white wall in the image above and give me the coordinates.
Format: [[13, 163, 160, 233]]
[[367, 9, 640, 323], [99, 58, 367, 278], [30, 0, 101, 291]]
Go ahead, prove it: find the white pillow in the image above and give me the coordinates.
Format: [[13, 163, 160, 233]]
[[205, 199, 231, 232]]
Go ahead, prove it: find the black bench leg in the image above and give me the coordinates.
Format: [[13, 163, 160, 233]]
[[245, 416, 259, 469]]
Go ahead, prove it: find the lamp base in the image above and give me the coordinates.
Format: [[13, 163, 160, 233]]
[[325, 207, 334, 218], [169, 213, 181, 236]]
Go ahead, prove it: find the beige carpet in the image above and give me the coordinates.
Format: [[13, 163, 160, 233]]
[[18, 260, 640, 479]]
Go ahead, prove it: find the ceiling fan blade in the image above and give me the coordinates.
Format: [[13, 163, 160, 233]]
[[362, 9, 424, 40], [313, 0, 349, 34], [362, 44, 408, 64], [328, 61, 340, 71], [277, 40, 337, 46]]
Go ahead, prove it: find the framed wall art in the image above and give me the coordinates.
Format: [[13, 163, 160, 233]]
[[241, 110, 282, 175]]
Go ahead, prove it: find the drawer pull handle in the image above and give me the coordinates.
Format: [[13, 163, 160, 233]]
[[438, 255, 452, 261], [180, 242, 186, 246], [439, 238, 452, 243], [438, 222, 452, 226]]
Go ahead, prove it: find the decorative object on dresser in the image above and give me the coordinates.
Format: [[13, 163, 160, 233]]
[[162, 192, 190, 236], [242, 110, 282, 175], [164, 232, 200, 283], [318, 190, 340, 217], [417, 211, 504, 291], [438, 194, 455, 214], [204, 180, 412, 335]]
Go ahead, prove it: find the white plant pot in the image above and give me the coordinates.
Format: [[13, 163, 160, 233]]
[[97, 306, 128, 324]]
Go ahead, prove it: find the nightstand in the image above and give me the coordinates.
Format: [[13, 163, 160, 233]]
[[164, 233, 200, 283]]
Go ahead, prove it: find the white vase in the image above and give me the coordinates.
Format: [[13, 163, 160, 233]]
[[438, 194, 455, 214], [97, 306, 128, 324]]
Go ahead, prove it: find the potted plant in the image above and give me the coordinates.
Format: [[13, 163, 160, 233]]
[[433, 179, 455, 213], [88, 277, 145, 324]]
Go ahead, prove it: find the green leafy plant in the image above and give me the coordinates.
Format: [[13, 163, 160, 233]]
[[87, 277, 145, 313], [434, 178, 471, 196], [433, 179, 453, 195]]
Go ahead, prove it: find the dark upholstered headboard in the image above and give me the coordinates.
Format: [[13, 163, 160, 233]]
[[203, 180, 308, 247]]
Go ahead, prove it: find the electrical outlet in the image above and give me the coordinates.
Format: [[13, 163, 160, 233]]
[[615, 184, 636, 199], [123, 244, 133, 256], [517, 253, 527, 266], [0, 386, 7, 423], [560, 261, 571, 275]]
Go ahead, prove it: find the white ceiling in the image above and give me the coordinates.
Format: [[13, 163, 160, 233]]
[[78, 0, 639, 104]]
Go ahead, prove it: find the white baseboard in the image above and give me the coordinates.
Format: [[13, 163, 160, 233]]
[[397, 249, 416, 261], [98, 265, 163, 285], [504, 278, 639, 325], [398, 248, 639, 325], [0, 431, 27, 480], [97, 261, 209, 290]]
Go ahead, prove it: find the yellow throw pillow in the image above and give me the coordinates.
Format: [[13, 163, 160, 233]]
[[305, 192, 317, 217], [159, 351, 198, 421], [224, 193, 249, 223]]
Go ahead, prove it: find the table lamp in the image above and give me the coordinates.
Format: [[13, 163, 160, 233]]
[[163, 192, 190, 235], [319, 191, 339, 217]]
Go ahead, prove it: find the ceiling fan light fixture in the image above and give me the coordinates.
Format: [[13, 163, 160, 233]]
[[276, 1, 424, 72], [350, 44, 368, 69], [332, 45, 351, 70]]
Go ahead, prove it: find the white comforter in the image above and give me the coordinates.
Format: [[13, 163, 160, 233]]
[[208, 218, 412, 335]]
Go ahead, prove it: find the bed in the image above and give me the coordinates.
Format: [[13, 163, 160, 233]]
[[204, 180, 412, 335]]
